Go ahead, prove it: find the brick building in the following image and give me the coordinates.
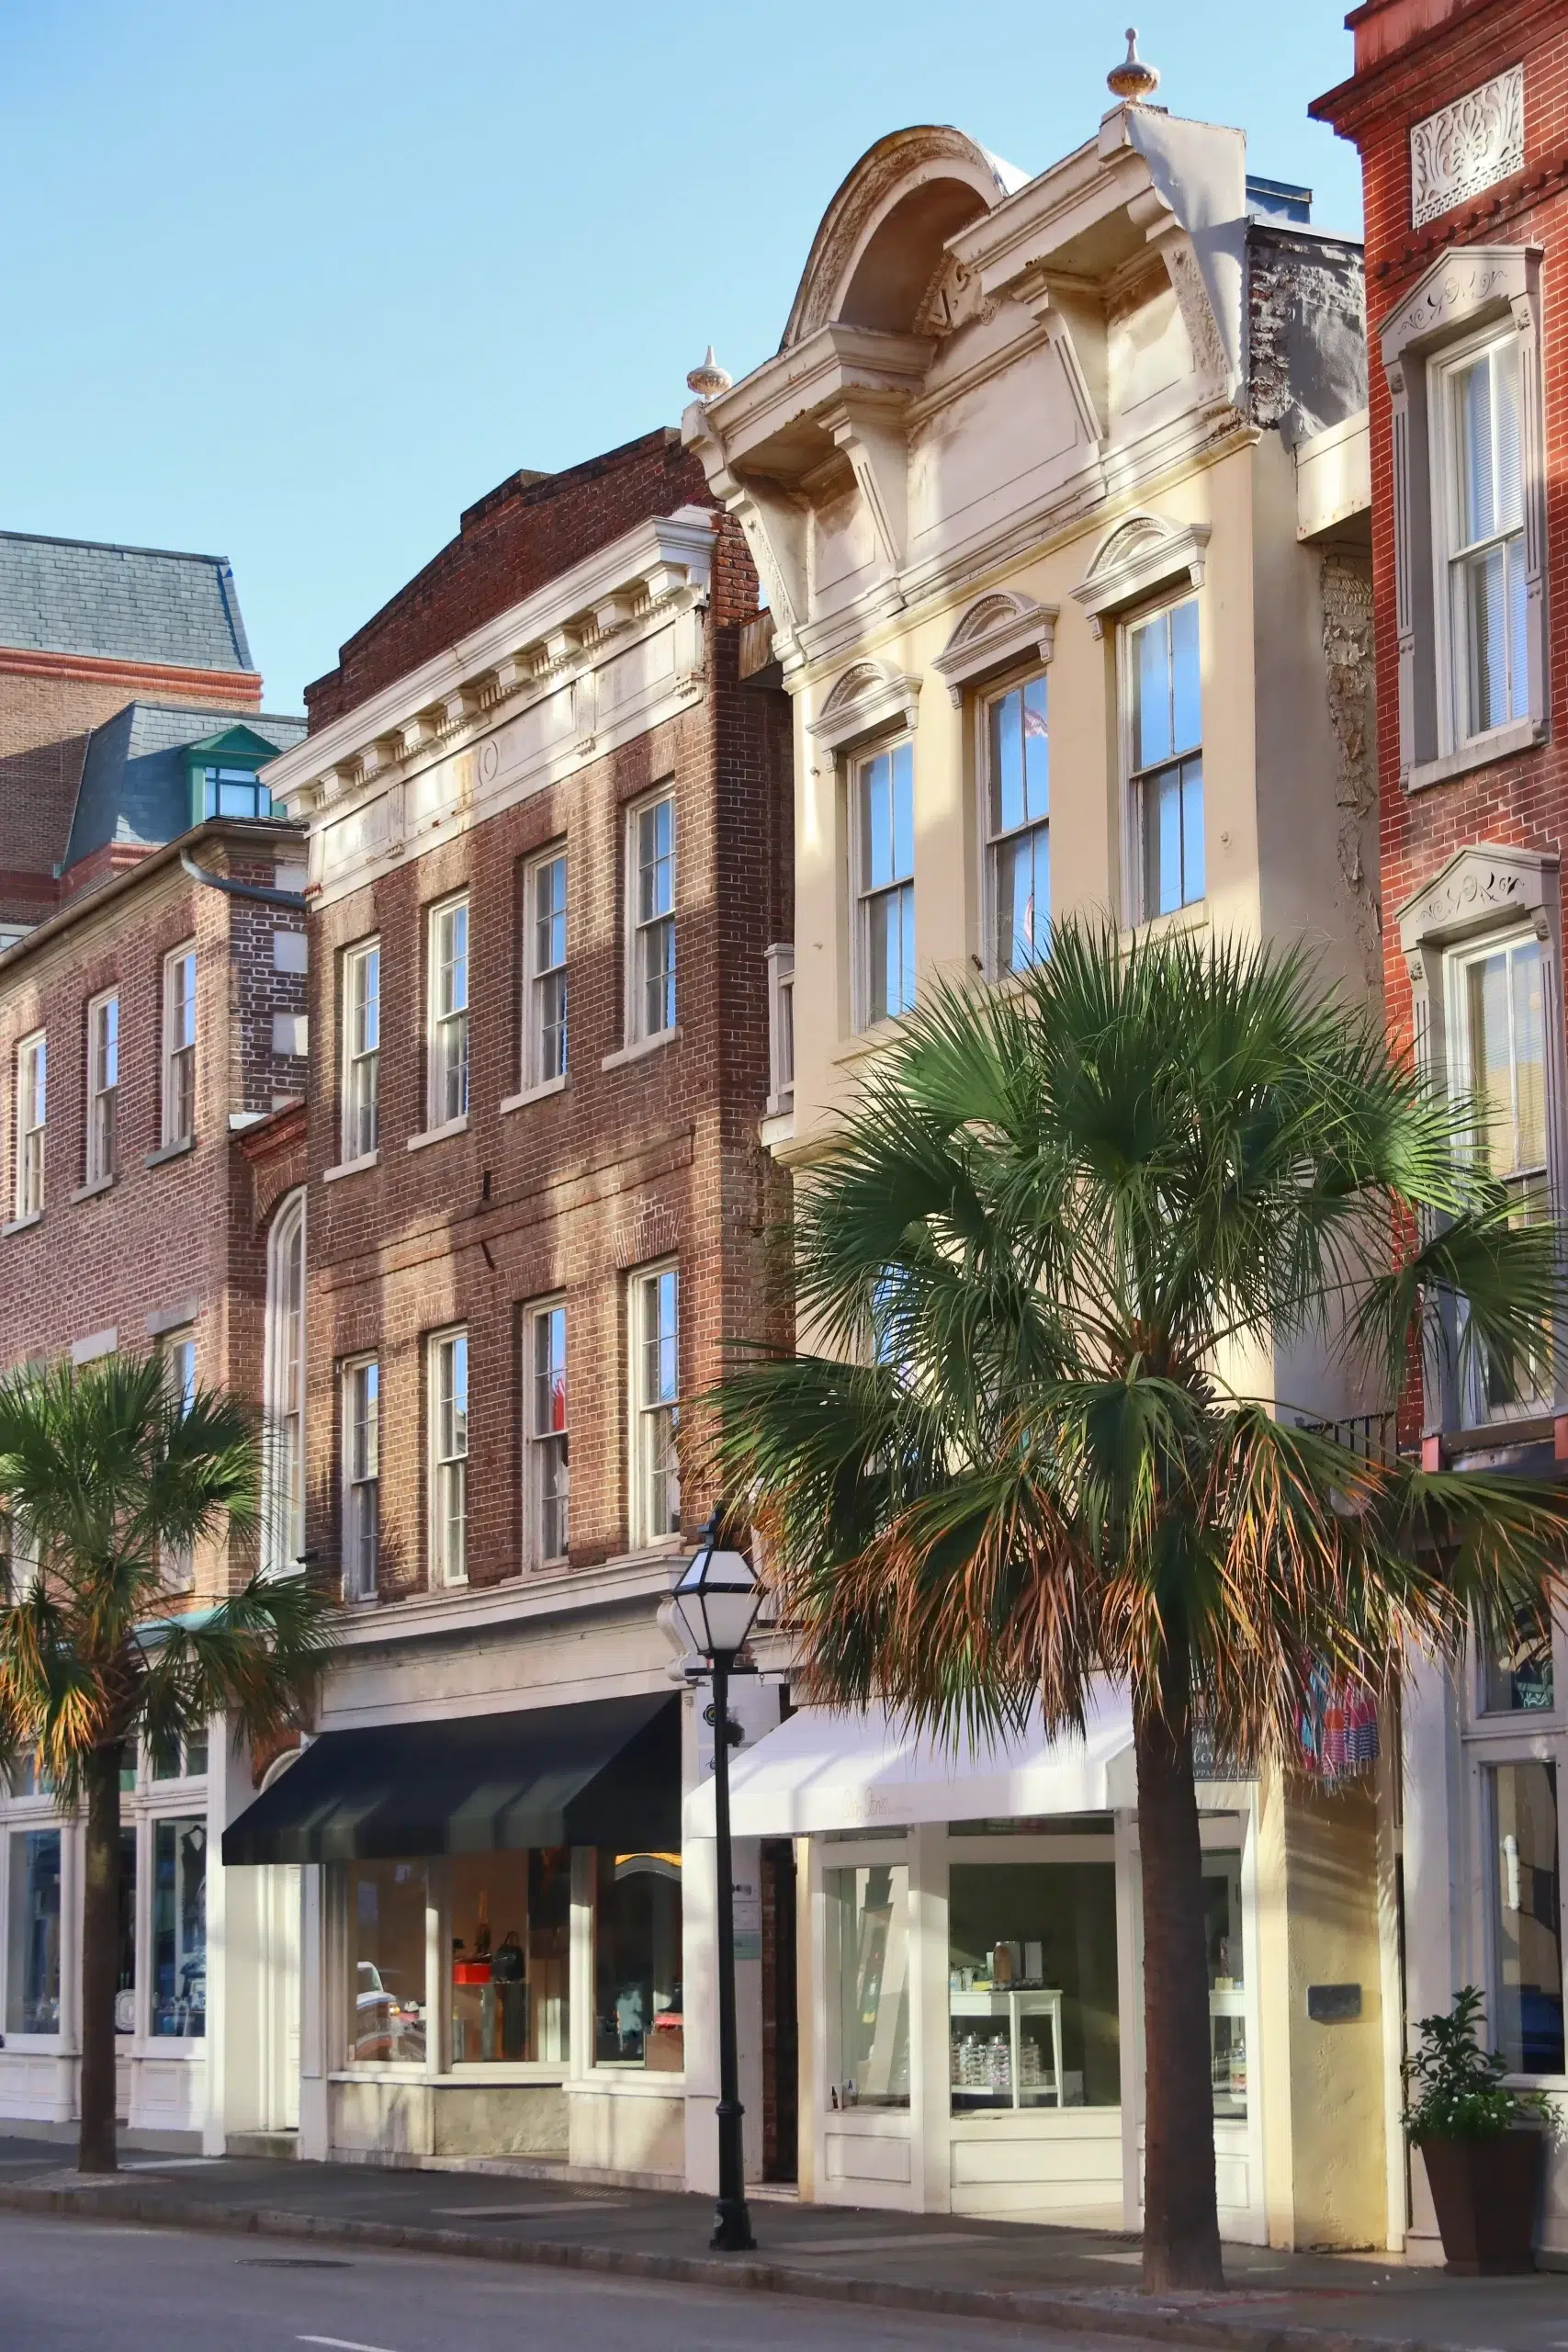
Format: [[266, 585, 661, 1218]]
[[1315, 0, 1568, 2262], [228, 427, 794, 2186]]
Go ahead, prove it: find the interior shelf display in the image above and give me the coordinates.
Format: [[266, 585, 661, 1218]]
[[950, 1975, 1066, 2109]]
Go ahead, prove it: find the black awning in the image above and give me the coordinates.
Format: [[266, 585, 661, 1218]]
[[222, 1692, 680, 1867]]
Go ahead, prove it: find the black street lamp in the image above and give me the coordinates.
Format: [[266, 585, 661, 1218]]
[[672, 1508, 761, 2254]]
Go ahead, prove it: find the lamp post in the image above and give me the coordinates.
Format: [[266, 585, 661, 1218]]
[[672, 1509, 761, 2254]]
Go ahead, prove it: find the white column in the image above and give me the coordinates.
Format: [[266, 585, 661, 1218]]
[[1401, 1652, 1466, 2262], [297, 1865, 329, 2160], [910, 1822, 950, 2215], [682, 1832, 718, 2196]]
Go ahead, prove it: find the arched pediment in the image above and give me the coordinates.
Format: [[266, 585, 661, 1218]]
[[931, 592, 1057, 706], [1070, 513, 1210, 639], [807, 659, 920, 752]]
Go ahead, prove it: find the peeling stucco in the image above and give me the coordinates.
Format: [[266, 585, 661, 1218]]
[[1248, 229, 1368, 449], [1322, 548, 1380, 988]]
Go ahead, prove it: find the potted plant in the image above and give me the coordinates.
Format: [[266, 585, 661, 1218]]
[[1404, 1986, 1549, 2273]]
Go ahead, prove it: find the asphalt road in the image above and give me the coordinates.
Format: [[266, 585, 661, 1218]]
[[0, 2212, 1088, 2351]]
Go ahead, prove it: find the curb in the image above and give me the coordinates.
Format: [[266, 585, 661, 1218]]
[[0, 2180, 1457, 2352]]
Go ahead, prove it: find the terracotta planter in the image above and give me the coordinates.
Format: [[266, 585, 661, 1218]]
[[1417, 2131, 1544, 2274]]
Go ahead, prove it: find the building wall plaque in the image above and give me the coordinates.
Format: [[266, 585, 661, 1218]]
[[1410, 66, 1524, 229]]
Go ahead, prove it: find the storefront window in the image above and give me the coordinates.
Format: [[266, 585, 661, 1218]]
[[829, 1860, 911, 2109], [1488, 1759, 1564, 2075], [1482, 1614, 1554, 1714], [6, 1829, 61, 2034], [152, 1817, 207, 2037], [117, 1829, 136, 2034], [1204, 1850, 1247, 2118], [593, 1849, 682, 2071], [450, 1848, 570, 2064], [347, 1860, 427, 2064], [948, 1861, 1119, 2109]]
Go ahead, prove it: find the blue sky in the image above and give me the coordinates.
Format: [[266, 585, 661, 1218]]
[[0, 3, 1360, 711]]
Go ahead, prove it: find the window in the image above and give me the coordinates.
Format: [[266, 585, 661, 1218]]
[[629, 794, 676, 1041], [947, 1858, 1120, 2110], [594, 1848, 682, 2070], [983, 676, 1050, 976], [853, 741, 915, 1027], [525, 851, 568, 1087], [1450, 932, 1551, 1419], [430, 1328, 468, 1586], [828, 1860, 910, 2109], [343, 1356, 379, 1601], [1203, 1850, 1247, 2118], [630, 1265, 679, 1548], [342, 942, 379, 1160], [1482, 1611, 1554, 1714], [163, 1334, 197, 1592], [427, 897, 468, 1127], [1486, 1759, 1564, 2075], [450, 1848, 570, 2064], [151, 1730, 208, 1781], [347, 1860, 427, 2064], [152, 1817, 207, 2038], [6, 1829, 62, 2034], [1127, 598, 1203, 920], [14, 1032, 44, 1218], [162, 945, 197, 1148], [201, 765, 273, 820], [85, 991, 118, 1186], [116, 1830, 136, 2035], [1434, 330, 1529, 748], [525, 1302, 569, 1566], [766, 944, 795, 1115], [263, 1192, 306, 1576]]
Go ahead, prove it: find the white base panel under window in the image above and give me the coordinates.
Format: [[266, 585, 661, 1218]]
[[951, 2109, 1123, 2225], [822, 2115, 913, 2200]]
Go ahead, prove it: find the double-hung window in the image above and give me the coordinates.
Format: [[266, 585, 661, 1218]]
[[430, 1329, 468, 1586], [983, 677, 1050, 977], [630, 1264, 679, 1548], [1434, 330, 1530, 748], [163, 1334, 197, 1592], [343, 941, 379, 1160], [343, 1356, 379, 1601], [162, 944, 197, 1148], [428, 898, 468, 1127], [14, 1033, 44, 1219], [629, 795, 676, 1043], [525, 850, 568, 1087], [85, 991, 118, 1186], [1450, 930, 1551, 1419], [525, 1301, 569, 1566], [1127, 598, 1202, 922], [853, 739, 915, 1026], [264, 1193, 306, 1576]]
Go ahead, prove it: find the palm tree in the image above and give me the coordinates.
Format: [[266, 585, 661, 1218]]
[[707, 921, 1568, 2291], [0, 1351, 335, 2176]]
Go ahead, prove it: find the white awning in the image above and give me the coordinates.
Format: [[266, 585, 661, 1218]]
[[684, 1688, 1137, 1840]]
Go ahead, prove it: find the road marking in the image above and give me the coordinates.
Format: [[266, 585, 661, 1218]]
[[299, 2338, 401, 2352], [430, 2198, 625, 2218]]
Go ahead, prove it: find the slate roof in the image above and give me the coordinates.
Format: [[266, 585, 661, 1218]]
[[0, 531, 256, 672], [64, 703, 307, 871]]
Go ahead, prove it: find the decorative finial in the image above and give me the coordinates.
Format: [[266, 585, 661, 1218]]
[[1107, 26, 1160, 103], [686, 345, 732, 402]]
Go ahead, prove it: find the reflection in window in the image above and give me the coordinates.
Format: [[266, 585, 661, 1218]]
[[202, 765, 274, 820], [1454, 933, 1550, 1419], [985, 677, 1050, 977], [1128, 599, 1203, 920], [632, 797, 676, 1040], [594, 1849, 682, 2070], [1439, 334, 1529, 744], [1204, 1851, 1247, 2118], [829, 1861, 910, 2109], [152, 1817, 207, 2037], [6, 1829, 61, 2034], [449, 1848, 570, 2064], [117, 1828, 137, 2034], [855, 742, 915, 1026], [631, 1265, 679, 1547], [947, 1861, 1119, 2109], [348, 1860, 427, 2064], [1489, 1759, 1564, 2075], [1483, 1611, 1554, 1713]]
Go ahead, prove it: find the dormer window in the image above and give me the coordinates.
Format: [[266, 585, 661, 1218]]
[[201, 765, 273, 821], [183, 725, 288, 829]]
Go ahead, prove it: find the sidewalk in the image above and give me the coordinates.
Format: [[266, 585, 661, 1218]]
[[3, 2132, 1567, 2352]]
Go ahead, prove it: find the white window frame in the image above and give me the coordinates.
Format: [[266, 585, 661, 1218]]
[[262, 1191, 306, 1577], [13, 1031, 44, 1220], [85, 989, 118, 1188], [978, 670, 1051, 981], [626, 791, 676, 1046], [426, 896, 469, 1131], [524, 1299, 569, 1568], [161, 1330, 197, 1593], [161, 944, 197, 1148], [1430, 322, 1532, 757], [850, 736, 916, 1033], [765, 944, 795, 1116], [524, 847, 569, 1091], [628, 1262, 680, 1551], [342, 940, 380, 1163], [1121, 594, 1204, 928], [341, 1354, 379, 1603], [429, 1326, 468, 1588]]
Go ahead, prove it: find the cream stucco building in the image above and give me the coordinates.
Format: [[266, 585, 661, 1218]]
[[684, 87, 1404, 2249]]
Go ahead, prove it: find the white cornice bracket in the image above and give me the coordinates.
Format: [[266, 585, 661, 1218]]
[[822, 392, 909, 574]]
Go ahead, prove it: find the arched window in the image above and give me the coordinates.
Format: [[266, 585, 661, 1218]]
[[263, 1190, 306, 1576]]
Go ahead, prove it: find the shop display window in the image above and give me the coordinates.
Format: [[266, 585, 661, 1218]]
[[116, 1828, 136, 2034], [948, 1861, 1119, 2109], [1487, 1759, 1564, 2075], [348, 1859, 427, 2064], [449, 1848, 570, 2064], [828, 1860, 911, 2109], [6, 1828, 61, 2034], [152, 1816, 207, 2037], [1204, 1851, 1247, 2118], [593, 1848, 682, 2070], [1482, 1614, 1555, 1715]]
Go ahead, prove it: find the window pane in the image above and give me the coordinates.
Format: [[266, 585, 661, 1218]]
[[1144, 768, 1182, 917], [594, 1848, 682, 2068], [829, 1861, 910, 2109], [1021, 677, 1049, 820], [152, 1817, 207, 2038], [990, 689, 1024, 836], [1169, 601, 1201, 755], [450, 1848, 570, 2064], [1489, 1760, 1564, 2074], [995, 823, 1049, 975], [1511, 941, 1547, 1172], [1454, 352, 1499, 544], [6, 1830, 62, 2033], [948, 1861, 1120, 2109], [534, 1306, 567, 1434], [348, 1860, 427, 2063], [1204, 1851, 1247, 2118], [536, 854, 567, 970], [1133, 614, 1172, 771], [1180, 755, 1205, 905], [890, 742, 914, 878], [117, 1829, 137, 2033], [1483, 1610, 1554, 1713], [1462, 543, 1512, 734], [637, 801, 674, 923], [862, 752, 892, 888]]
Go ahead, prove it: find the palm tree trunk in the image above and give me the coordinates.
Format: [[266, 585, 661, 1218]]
[[77, 1743, 120, 2174], [1135, 1672, 1224, 2292]]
